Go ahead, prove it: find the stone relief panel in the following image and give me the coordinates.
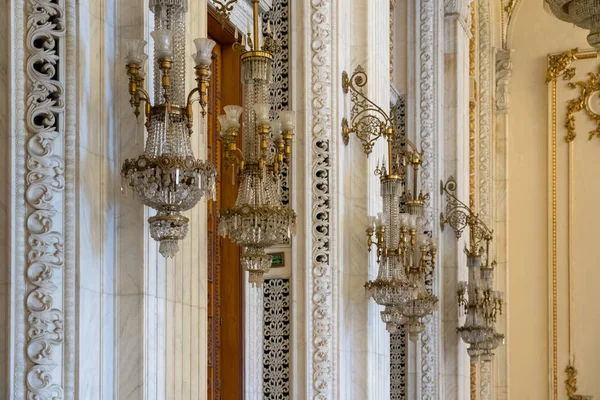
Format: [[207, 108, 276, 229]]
[[16, 0, 76, 397], [263, 0, 290, 207], [263, 278, 291, 398]]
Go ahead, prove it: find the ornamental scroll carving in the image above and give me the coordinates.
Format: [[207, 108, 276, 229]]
[[310, 0, 334, 398], [478, 0, 493, 225], [24, 0, 68, 398], [496, 49, 513, 114], [419, 0, 439, 398]]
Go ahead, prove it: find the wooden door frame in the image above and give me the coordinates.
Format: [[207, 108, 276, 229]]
[[207, 5, 245, 400]]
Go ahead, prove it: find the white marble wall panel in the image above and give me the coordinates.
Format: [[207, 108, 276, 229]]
[[442, 6, 471, 400], [0, 0, 9, 394]]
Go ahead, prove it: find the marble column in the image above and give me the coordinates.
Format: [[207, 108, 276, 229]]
[[441, 1, 472, 399], [493, 48, 512, 400]]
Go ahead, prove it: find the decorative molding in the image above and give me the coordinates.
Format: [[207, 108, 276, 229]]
[[390, 95, 407, 399], [546, 48, 579, 84], [501, 0, 520, 49], [263, 0, 290, 207], [565, 363, 593, 400], [470, 362, 477, 400], [477, 0, 492, 225], [444, 0, 470, 21], [480, 360, 492, 400], [263, 278, 291, 399], [418, 0, 439, 398], [390, 329, 407, 400], [564, 65, 600, 142], [495, 49, 513, 114], [309, 0, 334, 398], [21, 0, 75, 398], [546, 49, 598, 400]]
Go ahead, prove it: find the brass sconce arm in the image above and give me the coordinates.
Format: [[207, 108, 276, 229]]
[[341, 65, 394, 155], [440, 176, 494, 254]]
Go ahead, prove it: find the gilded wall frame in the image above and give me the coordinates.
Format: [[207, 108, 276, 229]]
[[546, 48, 598, 400]]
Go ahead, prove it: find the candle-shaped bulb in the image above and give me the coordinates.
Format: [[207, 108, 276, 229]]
[[267, 20, 272, 35], [234, 27, 238, 40]]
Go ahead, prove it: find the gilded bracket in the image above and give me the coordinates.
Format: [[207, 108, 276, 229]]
[[341, 65, 392, 155], [565, 65, 600, 142], [440, 177, 493, 257], [212, 0, 239, 26]]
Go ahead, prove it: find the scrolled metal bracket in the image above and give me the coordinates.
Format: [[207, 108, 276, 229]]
[[340, 65, 392, 155], [440, 176, 493, 253], [212, 0, 239, 26]]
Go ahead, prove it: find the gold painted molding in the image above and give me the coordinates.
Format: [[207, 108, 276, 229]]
[[501, 0, 520, 49], [470, 361, 477, 400], [547, 48, 598, 400]]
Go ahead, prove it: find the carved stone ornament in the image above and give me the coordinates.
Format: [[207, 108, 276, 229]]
[[16, 0, 76, 397], [419, 0, 439, 398], [310, 0, 334, 397], [478, 0, 493, 225], [495, 49, 513, 114], [444, 0, 471, 21]]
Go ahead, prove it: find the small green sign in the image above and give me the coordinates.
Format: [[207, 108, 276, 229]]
[[270, 252, 285, 267]]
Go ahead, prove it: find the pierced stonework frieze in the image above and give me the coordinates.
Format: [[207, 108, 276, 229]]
[[263, 0, 290, 206], [263, 278, 291, 399]]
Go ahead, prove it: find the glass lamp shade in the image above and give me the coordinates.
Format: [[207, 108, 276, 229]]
[[254, 103, 271, 125], [224, 105, 243, 129], [124, 39, 148, 65], [279, 110, 295, 131], [193, 38, 216, 67], [151, 29, 174, 59], [271, 119, 282, 140], [218, 114, 231, 135], [367, 215, 377, 228]]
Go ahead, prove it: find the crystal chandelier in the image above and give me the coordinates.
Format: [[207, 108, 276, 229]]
[[121, 0, 217, 258], [342, 66, 438, 340], [440, 177, 504, 359], [213, 0, 296, 286], [545, 0, 600, 52]]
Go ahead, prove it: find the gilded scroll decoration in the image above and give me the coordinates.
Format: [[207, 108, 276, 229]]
[[565, 363, 592, 400], [341, 66, 390, 155], [565, 65, 600, 142], [546, 48, 579, 84]]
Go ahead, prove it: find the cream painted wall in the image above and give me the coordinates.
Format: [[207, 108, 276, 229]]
[[507, 1, 588, 398]]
